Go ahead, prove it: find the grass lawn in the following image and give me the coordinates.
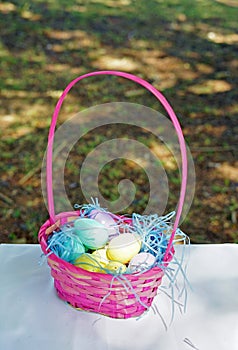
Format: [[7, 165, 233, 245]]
[[0, 0, 237, 243]]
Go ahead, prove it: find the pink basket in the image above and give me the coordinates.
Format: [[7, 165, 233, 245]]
[[38, 71, 188, 319]]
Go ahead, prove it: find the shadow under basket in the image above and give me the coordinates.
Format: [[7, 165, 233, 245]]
[[38, 70, 187, 319]]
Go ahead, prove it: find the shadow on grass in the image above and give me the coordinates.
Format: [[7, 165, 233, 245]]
[[0, 0, 237, 243]]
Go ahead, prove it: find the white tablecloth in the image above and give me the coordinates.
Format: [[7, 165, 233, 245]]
[[0, 244, 237, 350]]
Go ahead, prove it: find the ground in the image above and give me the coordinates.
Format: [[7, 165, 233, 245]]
[[0, 0, 237, 244]]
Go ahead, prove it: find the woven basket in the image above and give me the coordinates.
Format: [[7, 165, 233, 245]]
[[38, 71, 188, 319]]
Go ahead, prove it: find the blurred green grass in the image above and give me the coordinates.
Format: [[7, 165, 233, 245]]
[[0, 0, 237, 243]]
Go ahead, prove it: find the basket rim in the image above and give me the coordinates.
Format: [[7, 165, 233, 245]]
[[45, 70, 188, 261], [38, 212, 174, 280]]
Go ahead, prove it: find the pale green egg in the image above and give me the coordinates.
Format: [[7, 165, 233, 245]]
[[74, 218, 109, 250]]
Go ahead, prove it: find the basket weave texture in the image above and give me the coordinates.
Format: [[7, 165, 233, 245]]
[[39, 212, 174, 319], [38, 70, 187, 319]]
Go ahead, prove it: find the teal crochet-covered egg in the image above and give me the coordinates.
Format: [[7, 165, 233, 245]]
[[47, 228, 85, 263], [74, 218, 109, 250]]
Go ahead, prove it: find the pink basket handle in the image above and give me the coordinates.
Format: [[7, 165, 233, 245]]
[[46, 70, 188, 260]]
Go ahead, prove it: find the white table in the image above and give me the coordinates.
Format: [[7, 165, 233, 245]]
[[0, 244, 237, 350]]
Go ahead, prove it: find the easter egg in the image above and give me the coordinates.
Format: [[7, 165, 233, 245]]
[[74, 218, 109, 250], [106, 233, 141, 264], [128, 252, 156, 273], [104, 261, 127, 274], [61, 237, 85, 263], [74, 253, 104, 272], [89, 209, 118, 238], [47, 229, 85, 263], [92, 248, 109, 267]]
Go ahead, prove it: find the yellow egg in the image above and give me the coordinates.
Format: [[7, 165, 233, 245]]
[[92, 248, 109, 267], [106, 233, 141, 264], [104, 261, 127, 274], [74, 253, 104, 272]]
